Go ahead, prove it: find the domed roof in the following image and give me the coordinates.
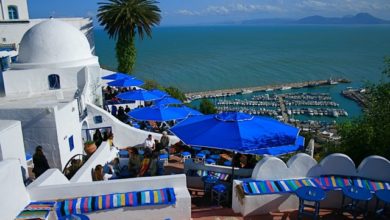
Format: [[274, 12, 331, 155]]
[[17, 19, 94, 66]]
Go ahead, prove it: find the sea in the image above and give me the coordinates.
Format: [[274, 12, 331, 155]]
[[94, 25, 390, 121]]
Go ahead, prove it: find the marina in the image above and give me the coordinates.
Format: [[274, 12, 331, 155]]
[[214, 92, 348, 120]]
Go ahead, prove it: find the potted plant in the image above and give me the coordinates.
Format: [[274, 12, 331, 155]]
[[84, 140, 97, 156]]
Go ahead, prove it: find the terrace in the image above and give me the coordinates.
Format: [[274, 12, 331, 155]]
[[1, 112, 389, 220]]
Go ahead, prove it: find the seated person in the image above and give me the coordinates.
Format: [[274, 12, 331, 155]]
[[128, 147, 141, 177], [94, 164, 114, 181], [138, 150, 152, 177], [144, 134, 156, 151], [109, 158, 121, 176], [148, 152, 159, 176]]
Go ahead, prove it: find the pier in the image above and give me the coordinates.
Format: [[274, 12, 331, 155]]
[[341, 89, 368, 108], [185, 78, 350, 100]]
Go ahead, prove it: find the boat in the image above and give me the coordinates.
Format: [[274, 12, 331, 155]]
[[328, 77, 339, 85], [281, 86, 292, 91], [265, 88, 274, 92], [240, 89, 253, 94]]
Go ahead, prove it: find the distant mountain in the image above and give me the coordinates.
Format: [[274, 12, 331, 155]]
[[297, 13, 390, 24], [239, 13, 390, 25], [241, 18, 294, 25]]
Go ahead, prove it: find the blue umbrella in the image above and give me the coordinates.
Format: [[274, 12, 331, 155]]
[[128, 106, 190, 122], [180, 106, 203, 116], [102, 72, 135, 80], [154, 96, 183, 106], [170, 112, 303, 155], [117, 90, 162, 101], [149, 89, 169, 98], [108, 78, 144, 87]]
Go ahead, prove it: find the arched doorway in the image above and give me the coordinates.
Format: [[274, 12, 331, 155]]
[[81, 120, 90, 142]]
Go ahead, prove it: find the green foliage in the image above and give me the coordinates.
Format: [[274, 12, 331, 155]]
[[199, 98, 217, 114], [142, 79, 164, 90], [337, 57, 390, 163], [116, 36, 136, 73], [97, 0, 161, 73], [141, 80, 187, 102], [164, 87, 187, 102]]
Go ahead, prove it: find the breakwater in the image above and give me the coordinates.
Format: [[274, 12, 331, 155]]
[[185, 78, 350, 100]]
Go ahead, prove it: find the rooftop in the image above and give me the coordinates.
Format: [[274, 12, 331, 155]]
[[0, 88, 77, 109]]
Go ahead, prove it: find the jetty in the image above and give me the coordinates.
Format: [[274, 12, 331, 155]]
[[341, 88, 368, 108], [185, 78, 350, 100]]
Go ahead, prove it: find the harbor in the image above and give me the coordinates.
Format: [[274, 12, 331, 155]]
[[185, 78, 350, 100], [215, 92, 349, 123]]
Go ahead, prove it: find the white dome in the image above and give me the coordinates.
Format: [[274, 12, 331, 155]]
[[17, 19, 94, 65]]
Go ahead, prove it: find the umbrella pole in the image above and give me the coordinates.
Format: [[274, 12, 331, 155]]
[[230, 151, 236, 206], [231, 151, 236, 182]]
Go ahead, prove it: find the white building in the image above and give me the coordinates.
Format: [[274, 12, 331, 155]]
[[0, 0, 94, 71], [0, 14, 191, 220], [0, 0, 29, 21], [0, 19, 102, 170]]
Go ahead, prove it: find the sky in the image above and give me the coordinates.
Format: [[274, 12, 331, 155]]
[[28, 0, 390, 26]]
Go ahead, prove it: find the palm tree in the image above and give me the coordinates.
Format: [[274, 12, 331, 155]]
[[97, 0, 161, 74]]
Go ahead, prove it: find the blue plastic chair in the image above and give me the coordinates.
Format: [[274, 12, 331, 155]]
[[224, 161, 232, 166], [205, 159, 216, 165], [181, 151, 191, 162], [196, 153, 206, 163]]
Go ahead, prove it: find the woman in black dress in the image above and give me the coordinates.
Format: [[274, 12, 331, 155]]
[[32, 146, 50, 178]]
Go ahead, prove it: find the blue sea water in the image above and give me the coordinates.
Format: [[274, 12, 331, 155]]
[[94, 25, 390, 119]]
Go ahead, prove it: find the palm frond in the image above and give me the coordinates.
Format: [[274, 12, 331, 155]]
[[97, 0, 161, 40]]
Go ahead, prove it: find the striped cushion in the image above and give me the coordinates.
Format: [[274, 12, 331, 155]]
[[190, 170, 231, 181], [195, 170, 209, 177], [210, 171, 231, 181], [56, 188, 176, 218], [352, 178, 390, 192], [24, 201, 56, 211], [276, 179, 317, 192], [16, 210, 50, 220], [242, 180, 281, 195], [312, 176, 352, 189]]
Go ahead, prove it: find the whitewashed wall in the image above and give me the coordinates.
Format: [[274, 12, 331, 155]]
[[86, 103, 180, 148], [0, 120, 27, 171], [28, 174, 191, 220], [232, 153, 390, 216], [28, 168, 69, 187], [70, 142, 118, 183], [0, 160, 30, 220], [54, 100, 84, 170], [0, 108, 61, 168], [2, 66, 88, 96]]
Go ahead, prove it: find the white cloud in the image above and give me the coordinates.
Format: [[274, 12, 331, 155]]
[[206, 6, 230, 15], [177, 9, 200, 16], [232, 4, 284, 13], [176, 3, 284, 17], [174, 0, 390, 18]]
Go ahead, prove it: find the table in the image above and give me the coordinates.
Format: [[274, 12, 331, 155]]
[[375, 189, 390, 217], [295, 186, 326, 220], [341, 186, 373, 219]]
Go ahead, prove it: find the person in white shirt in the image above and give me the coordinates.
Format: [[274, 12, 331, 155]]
[[144, 134, 155, 151]]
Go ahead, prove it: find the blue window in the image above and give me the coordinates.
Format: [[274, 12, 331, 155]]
[[8, 6, 19, 20], [93, 116, 103, 124], [48, 74, 60, 89], [68, 135, 74, 151]]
